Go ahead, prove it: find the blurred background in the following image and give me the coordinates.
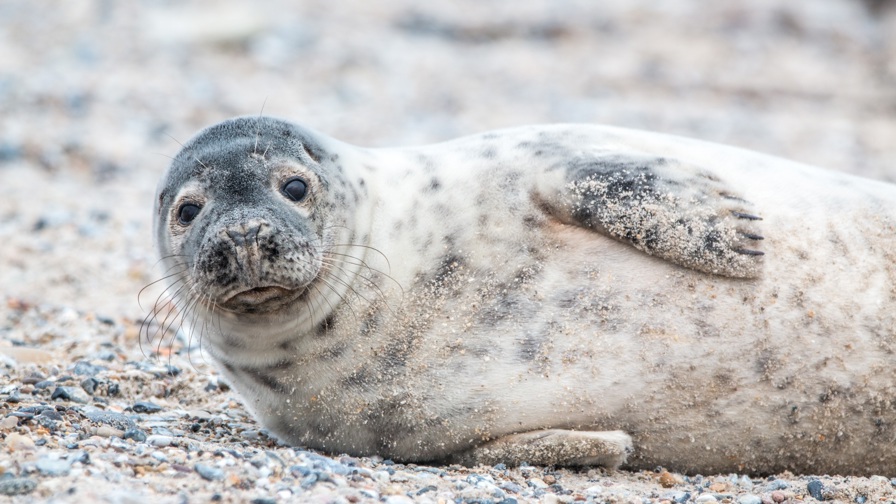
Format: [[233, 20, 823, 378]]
[[1, 0, 895, 323]]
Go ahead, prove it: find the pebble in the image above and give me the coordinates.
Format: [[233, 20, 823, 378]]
[[124, 428, 148, 442], [384, 496, 415, 504], [528, 478, 548, 489], [95, 426, 125, 438], [5, 432, 36, 451], [696, 495, 718, 503], [36, 457, 72, 477], [195, 463, 225, 481], [737, 494, 762, 504], [84, 410, 137, 430], [0, 477, 37, 496], [660, 471, 682, 488], [585, 485, 604, 496], [765, 480, 790, 491], [51, 386, 90, 403], [0, 416, 19, 430], [133, 401, 163, 414], [72, 361, 107, 376], [146, 435, 174, 447], [807, 479, 825, 501]]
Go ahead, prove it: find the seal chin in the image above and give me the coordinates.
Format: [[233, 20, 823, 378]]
[[220, 286, 305, 314]]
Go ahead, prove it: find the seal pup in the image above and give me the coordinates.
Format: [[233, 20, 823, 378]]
[[153, 116, 896, 475]]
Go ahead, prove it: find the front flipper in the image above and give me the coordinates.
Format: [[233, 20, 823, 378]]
[[540, 152, 764, 278], [447, 429, 633, 468]]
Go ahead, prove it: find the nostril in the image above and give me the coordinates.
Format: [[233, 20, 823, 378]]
[[226, 224, 262, 246]]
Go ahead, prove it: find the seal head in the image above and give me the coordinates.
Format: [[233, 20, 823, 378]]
[[154, 116, 354, 323]]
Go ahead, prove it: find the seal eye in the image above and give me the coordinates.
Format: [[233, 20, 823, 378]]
[[282, 178, 308, 202], [177, 203, 201, 225]]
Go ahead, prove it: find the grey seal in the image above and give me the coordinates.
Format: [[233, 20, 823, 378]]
[[152, 116, 896, 475]]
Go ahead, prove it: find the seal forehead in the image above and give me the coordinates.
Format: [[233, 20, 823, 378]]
[[161, 116, 326, 207]]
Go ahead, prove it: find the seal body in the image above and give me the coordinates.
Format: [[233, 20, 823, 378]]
[[154, 116, 896, 475]]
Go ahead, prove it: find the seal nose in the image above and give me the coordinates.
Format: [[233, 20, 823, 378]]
[[226, 223, 262, 246]]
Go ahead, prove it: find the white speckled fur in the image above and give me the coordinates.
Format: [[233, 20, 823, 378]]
[[155, 118, 896, 475]]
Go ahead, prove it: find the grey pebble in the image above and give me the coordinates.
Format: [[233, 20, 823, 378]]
[[737, 494, 762, 504], [765, 480, 790, 491], [195, 463, 224, 481], [36, 457, 72, 477], [807, 479, 825, 501], [84, 410, 136, 430], [500, 481, 523, 494], [50, 386, 90, 404], [80, 377, 100, 394], [123, 428, 147, 442], [132, 401, 162, 413], [672, 491, 692, 503], [71, 361, 107, 376], [146, 435, 174, 447], [69, 451, 90, 464], [0, 477, 37, 496]]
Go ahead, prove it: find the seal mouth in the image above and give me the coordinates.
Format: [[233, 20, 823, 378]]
[[220, 286, 305, 314]]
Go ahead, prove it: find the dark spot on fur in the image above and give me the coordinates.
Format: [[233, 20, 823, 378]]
[[316, 313, 337, 336], [427, 177, 442, 191], [342, 366, 374, 388], [433, 254, 464, 287], [238, 360, 294, 394], [319, 342, 346, 360], [359, 311, 381, 337], [522, 214, 540, 229], [517, 332, 543, 362]]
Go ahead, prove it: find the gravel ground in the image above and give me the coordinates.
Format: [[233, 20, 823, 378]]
[[2, 1, 896, 502]]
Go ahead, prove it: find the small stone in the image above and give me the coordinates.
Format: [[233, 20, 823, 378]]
[[250, 499, 276, 504], [95, 426, 125, 438], [807, 479, 825, 501], [72, 361, 106, 376], [146, 435, 174, 447], [133, 401, 163, 414], [0, 347, 54, 364], [0, 416, 19, 430], [738, 494, 762, 504], [124, 428, 147, 442], [80, 378, 100, 395], [500, 481, 523, 494], [696, 495, 718, 503], [5, 432, 36, 451], [660, 471, 681, 488], [771, 491, 786, 503], [0, 477, 37, 496], [672, 491, 691, 503], [84, 410, 136, 430], [69, 451, 90, 464], [51, 386, 90, 404], [384, 496, 414, 504], [585, 485, 604, 496], [36, 457, 72, 477], [195, 463, 224, 481], [528, 478, 548, 489], [766, 480, 789, 491]]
